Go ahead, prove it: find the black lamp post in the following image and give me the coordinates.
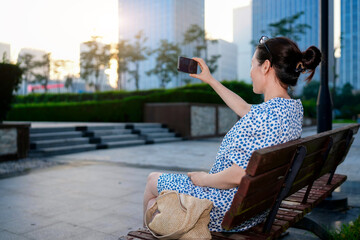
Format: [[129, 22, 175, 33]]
[[317, 0, 333, 133]]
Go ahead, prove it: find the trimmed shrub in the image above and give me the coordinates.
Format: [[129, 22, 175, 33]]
[[13, 80, 262, 104], [8, 80, 265, 122], [302, 99, 317, 119], [7, 90, 222, 122], [0, 63, 22, 122]]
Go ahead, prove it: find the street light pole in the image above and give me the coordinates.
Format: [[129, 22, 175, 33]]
[[317, 0, 333, 133]]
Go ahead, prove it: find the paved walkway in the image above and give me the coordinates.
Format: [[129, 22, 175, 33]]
[[0, 124, 359, 239]]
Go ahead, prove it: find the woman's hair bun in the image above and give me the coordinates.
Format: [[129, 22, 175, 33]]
[[302, 46, 322, 70]]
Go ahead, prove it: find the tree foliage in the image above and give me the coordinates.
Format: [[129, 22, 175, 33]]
[[33, 53, 51, 92], [147, 40, 181, 88], [80, 36, 111, 91], [252, 11, 311, 45], [115, 39, 131, 90], [17, 53, 36, 86], [183, 24, 221, 74], [127, 31, 149, 90]]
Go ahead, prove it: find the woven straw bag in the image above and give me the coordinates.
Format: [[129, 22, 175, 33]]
[[145, 190, 213, 239]]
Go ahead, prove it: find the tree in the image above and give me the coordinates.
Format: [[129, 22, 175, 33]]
[[183, 24, 221, 74], [252, 11, 311, 45], [115, 39, 131, 90], [33, 53, 51, 92], [147, 40, 181, 88], [17, 53, 36, 93], [52, 59, 67, 93], [302, 81, 320, 100], [128, 31, 149, 90], [65, 75, 74, 92], [80, 36, 111, 91]]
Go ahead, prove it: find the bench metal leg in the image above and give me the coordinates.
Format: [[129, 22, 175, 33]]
[[293, 216, 330, 240]]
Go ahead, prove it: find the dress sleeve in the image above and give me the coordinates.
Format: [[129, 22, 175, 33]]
[[227, 105, 282, 169]]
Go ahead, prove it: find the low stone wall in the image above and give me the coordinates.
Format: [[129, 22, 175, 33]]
[[145, 103, 239, 139], [0, 124, 30, 161]]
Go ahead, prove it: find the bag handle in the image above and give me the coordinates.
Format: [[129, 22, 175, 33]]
[[145, 191, 187, 239]]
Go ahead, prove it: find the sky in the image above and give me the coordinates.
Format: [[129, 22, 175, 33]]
[[0, 0, 250, 63], [0, 0, 340, 63]]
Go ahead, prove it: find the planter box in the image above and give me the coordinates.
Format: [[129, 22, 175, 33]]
[[144, 103, 239, 139], [0, 123, 30, 161]]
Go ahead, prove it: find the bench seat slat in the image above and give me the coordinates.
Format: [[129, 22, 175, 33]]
[[272, 219, 290, 231], [275, 214, 294, 222]]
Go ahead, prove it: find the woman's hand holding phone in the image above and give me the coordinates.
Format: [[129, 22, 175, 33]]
[[189, 58, 216, 85]]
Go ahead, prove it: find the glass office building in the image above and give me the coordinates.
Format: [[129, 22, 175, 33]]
[[340, 0, 359, 89], [118, 0, 204, 90]]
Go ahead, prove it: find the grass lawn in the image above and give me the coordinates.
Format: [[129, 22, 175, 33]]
[[333, 119, 357, 124], [328, 215, 360, 240]]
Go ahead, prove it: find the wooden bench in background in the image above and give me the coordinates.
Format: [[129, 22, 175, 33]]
[[121, 123, 359, 240]]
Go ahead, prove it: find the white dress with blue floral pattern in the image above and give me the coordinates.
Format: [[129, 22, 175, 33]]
[[157, 97, 304, 232]]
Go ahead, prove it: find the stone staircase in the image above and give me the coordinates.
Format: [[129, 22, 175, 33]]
[[29, 123, 182, 157]]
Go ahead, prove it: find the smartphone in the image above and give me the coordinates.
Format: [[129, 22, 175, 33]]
[[177, 56, 198, 74]]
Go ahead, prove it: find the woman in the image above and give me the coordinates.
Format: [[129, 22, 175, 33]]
[[143, 36, 322, 232]]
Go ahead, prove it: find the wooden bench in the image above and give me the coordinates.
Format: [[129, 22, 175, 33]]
[[121, 123, 359, 240]]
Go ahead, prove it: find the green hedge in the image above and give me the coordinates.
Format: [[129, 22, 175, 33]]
[[13, 89, 164, 104], [0, 63, 22, 121], [302, 99, 317, 119], [13, 81, 262, 104], [7, 90, 224, 122]]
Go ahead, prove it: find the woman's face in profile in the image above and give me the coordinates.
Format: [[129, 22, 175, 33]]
[[250, 50, 264, 94]]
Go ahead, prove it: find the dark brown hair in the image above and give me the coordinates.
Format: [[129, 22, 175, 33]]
[[256, 37, 322, 87]]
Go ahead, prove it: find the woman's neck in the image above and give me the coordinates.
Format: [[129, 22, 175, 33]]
[[263, 82, 290, 102]]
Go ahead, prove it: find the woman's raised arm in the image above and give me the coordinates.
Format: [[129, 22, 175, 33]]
[[190, 58, 251, 117]]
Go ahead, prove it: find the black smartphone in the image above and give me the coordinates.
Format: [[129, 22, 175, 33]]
[[177, 56, 198, 74]]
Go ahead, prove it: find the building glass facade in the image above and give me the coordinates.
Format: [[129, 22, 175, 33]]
[[340, 0, 359, 89], [118, 0, 204, 90]]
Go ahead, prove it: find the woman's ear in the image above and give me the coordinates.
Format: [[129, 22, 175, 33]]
[[261, 59, 271, 74]]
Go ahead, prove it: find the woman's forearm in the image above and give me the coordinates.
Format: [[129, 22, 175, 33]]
[[188, 164, 246, 190], [189, 58, 251, 118], [208, 79, 251, 118]]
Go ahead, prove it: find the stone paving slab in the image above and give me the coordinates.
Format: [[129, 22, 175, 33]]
[[50, 138, 221, 172]]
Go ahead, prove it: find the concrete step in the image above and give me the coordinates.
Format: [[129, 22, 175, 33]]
[[90, 134, 140, 143], [148, 137, 183, 144], [30, 127, 78, 134], [86, 125, 127, 131], [30, 131, 83, 141], [103, 139, 146, 149], [30, 137, 89, 149], [83, 129, 132, 137], [129, 123, 163, 128], [142, 132, 176, 138], [134, 128, 169, 134], [30, 144, 97, 156]]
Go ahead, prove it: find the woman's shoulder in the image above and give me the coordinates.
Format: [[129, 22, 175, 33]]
[[249, 98, 303, 123], [253, 98, 302, 113]]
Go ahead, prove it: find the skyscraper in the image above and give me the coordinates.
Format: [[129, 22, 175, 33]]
[[207, 39, 238, 82], [252, 0, 320, 93], [233, 4, 252, 83], [340, 0, 359, 89], [118, 0, 204, 90]]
